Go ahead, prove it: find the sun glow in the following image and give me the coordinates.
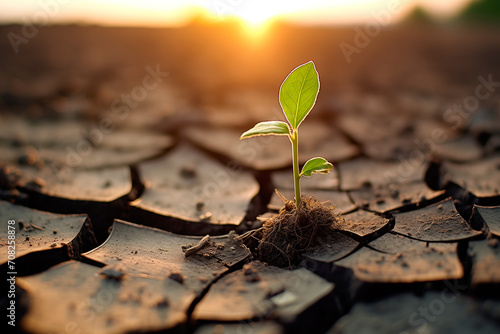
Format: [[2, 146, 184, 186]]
[[234, 15, 276, 38], [0, 0, 475, 27], [236, 6, 278, 26], [210, 1, 287, 37]]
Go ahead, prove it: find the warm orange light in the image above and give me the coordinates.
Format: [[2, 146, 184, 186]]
[[235, 4, 280, 27], [207, 1, 285, 38], [235, 15, 276, 38], [0, 0, 475, 27]]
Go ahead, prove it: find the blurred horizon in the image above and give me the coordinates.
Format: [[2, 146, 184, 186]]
[[0, 0, 481, 29]]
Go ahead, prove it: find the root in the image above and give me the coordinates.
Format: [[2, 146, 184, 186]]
[[256, 194, 343, 268], [182, 234, 210, 257]]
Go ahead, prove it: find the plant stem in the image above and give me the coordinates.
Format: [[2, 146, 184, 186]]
[[290, 129, 301, 207]]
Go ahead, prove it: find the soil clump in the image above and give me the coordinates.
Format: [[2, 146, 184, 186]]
[[256, 193, 343, 267]]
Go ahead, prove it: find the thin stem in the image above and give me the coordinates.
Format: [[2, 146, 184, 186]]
[[290, 129, 301, 207]]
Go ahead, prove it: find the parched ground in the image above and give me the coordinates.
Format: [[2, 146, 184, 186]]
[[1, 22, 500, 333]]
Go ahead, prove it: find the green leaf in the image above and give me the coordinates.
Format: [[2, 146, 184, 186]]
[[300, 157, 333, 177], [240, 121, 290, 139], [279, 61, 320, 130]]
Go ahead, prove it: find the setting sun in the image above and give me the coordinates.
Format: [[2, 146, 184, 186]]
[[204, 1, 288, 37], [232, 2, 282, 36], [231, 2, 283, 26]]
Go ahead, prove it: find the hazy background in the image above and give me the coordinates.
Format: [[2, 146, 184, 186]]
[[0, 0, 499, 137], [0, 0, 478, 27]]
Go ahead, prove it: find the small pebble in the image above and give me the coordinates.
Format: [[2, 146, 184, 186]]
[[180, 164, 197, 178], [9, 189, 20, 197], [168, 272, 184, 284], [393, 253, 403, 262], [212, 325, 225, 334], [26, 177, 45, 189], [18, 146, 39, 166], [199, 212, 212, 221], [156, 298, 169, 307], [243, 264, 260, 282], [361, 180, 372, 188], [100, 266, 126, 281], [390, 187, 399, 198], [487, 238, 499, 249]]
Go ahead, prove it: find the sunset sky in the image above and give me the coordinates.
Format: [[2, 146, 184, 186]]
[[0, 0, 474, 28]]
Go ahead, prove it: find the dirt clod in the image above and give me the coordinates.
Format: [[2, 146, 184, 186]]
[[0, 164, 22, 189], [196, 200, 204, 210], [256, 195, 343, 267], [180, 164, 197, 178], [100, 264, 127, 281], [26, 177, 46, 189], [243, 263, 260, 282], [168, 272, 184, 284], [199, 212, 212, 221], [488, 238, 499, 249]]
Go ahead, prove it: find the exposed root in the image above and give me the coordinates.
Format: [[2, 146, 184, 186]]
[[182, 234, 211, 257], [256, 193, 343, 268]]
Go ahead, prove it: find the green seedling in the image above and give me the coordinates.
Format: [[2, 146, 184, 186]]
[[240, 61, 333, 207]]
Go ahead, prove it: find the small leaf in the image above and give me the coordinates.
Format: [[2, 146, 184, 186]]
[[300, 157, 333, 177], [240, 121, 290, 139], [279, 61, 320, 130]]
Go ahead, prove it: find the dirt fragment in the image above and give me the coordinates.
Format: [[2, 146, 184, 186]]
[[180, 164, 197, 178], [1, 201, 96, 262], [487, 238, 499, 249], [196, 199, 204, 210], [100, 264, 127, 281], [199, 212, 212, 221], [472, 205, 500, 237], [168, 272, 184, 284], [0, 163, 22, 189], [243, 263, 261, 282], [18, 261, 194, 333], [393, 198, 482, 241]]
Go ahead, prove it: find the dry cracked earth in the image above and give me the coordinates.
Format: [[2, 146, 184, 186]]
[[1, 23, 500, 333]]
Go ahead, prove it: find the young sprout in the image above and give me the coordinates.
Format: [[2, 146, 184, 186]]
[[240, 61, 333, 207]]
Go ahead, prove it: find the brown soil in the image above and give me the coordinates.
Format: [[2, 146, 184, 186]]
[[256, 193, 343, 267]]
